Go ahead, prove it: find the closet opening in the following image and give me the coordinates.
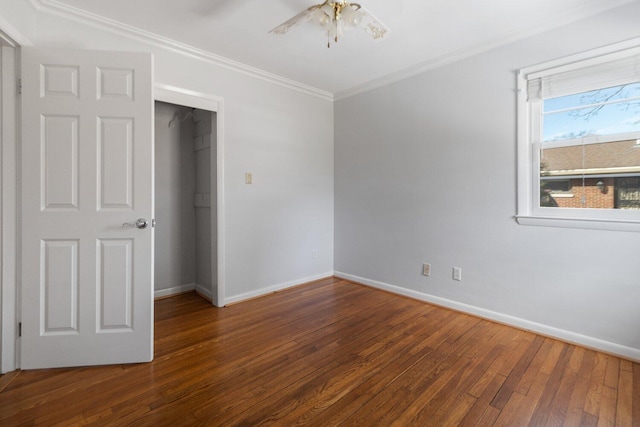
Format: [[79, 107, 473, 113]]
[[154, 101, 218, 304]]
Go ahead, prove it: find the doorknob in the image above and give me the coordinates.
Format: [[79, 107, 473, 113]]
[[122, 218, 148, 229]]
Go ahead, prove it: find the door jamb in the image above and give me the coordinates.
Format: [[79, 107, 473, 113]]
[[0, 32, 20, 373], [154, 83, 225, 307]]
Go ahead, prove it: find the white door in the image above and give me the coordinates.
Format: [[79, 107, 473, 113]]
[[20, 48, 154, 369]]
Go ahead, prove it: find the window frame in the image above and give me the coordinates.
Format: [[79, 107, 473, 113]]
[[516, 38, 640, 232]]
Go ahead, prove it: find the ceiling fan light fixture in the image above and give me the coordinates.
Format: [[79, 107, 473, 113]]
[[340, 4, 363, 29], [269, 0, 389, 48]]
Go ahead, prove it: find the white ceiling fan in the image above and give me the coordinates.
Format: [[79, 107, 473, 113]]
[[269, 1, 390, 48]]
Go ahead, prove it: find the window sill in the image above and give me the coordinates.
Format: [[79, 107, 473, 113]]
[[515, 215, 640, 232]]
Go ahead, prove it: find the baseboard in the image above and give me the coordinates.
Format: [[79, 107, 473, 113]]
[[154, 283, 196, 299], [224, 271, 335, 305], [195, 284, 213, 302], [334, 271, 640, 363]]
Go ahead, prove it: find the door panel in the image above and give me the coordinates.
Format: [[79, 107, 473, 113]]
[[98, 118, 133, 210], [42, 239, 78, 334], [97, 238, 133, 331], [42, 115, 79, 210], [21, 48, 154, 369]]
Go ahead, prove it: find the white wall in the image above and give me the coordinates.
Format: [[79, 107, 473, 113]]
[[0, 3, 334, 306], [335, 2, 640, 360]]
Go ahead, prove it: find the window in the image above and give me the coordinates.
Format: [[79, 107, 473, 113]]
[[516, 40, 640, 231]]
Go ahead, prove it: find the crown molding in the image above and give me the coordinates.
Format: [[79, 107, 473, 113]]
[[335, 0, 635, 100], [30, 0, 333, 101], [29, 0, 635, 103]]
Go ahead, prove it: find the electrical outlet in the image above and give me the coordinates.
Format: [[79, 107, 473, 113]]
[[453, 267, 462, 281], [422, 263, 431, 276]]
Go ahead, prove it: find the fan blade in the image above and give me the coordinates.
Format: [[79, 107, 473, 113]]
[[269, 6, 320, 35], [358, 7, 390, 40]]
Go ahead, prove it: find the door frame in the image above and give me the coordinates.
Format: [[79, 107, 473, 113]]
[[0, 27, 22, 373], [154, 83, 225, 307]]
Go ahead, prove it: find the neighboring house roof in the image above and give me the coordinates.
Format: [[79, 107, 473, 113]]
[[541, 139, 640, 176]]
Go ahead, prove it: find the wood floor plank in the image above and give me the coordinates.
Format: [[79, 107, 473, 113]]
[[494, 369, 551, 426], [544, 352, 582, 425], [490, 334, 545, 410], [582, 412, 600, 427], [466, 328, 520, 399], [305, 311, 463, 426], [513, 337, 554, 396], [511, 341, 574, 426], [634, 363, 640, 427], [0, 278, 638, 426], [616, 367, 633, 427], [598, 385, 619, 427], [496, 338, 562, 426], [585, 351, 610, 418], [340, 317, 486, 426], [407, 343, 505, 426], [0, 370, 20, 393], [459, 371, 507, 426], [563, 350, 597, 426], [606, 355, 621, 389]]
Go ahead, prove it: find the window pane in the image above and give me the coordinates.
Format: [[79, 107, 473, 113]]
[[539, 140, 640, 209], [542, 180, 571, 192], [543, 99, 640, 142], [616, 177, 640, 209], [544, 82, 640, 113]]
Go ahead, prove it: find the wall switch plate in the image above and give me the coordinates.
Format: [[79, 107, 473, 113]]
[[422, 263, 431, 276], [245, 173, 252, 184], [453, 267, 462, 281]]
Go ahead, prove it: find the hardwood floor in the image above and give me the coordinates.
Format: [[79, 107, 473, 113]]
[[1, 277, 638, 426]]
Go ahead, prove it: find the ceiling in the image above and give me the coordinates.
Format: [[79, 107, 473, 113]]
[[47, 0, 633, 96]]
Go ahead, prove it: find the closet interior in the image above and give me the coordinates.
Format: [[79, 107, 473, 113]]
[[154, 101, 217, 302]]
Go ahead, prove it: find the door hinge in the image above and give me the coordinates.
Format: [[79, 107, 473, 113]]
[[18, 322, 22, 337], [17, 78, 22, 95]]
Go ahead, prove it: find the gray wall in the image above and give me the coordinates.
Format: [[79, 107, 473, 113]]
[[335, 2, 640, 357], [154, 101, 197, 292]]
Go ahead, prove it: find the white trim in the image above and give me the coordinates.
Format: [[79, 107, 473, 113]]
[[154, 283, 195, 299], [334, 271, 640, 363], [1, 45, 17, 374], [335, 0, 635, 100], [31, 0, 333, 102], [215, 104, 226, 308], [155, 84, 220, 112], [515, 215, 640, 232], [545, 167, 640, 176], [194, 284, 213, 301], [0, 15, 33, 47], [154, 83, 226, 307], [224, 272, 334, 305]]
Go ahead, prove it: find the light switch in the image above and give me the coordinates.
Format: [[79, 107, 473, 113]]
[[245, 173, 252, 184]]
